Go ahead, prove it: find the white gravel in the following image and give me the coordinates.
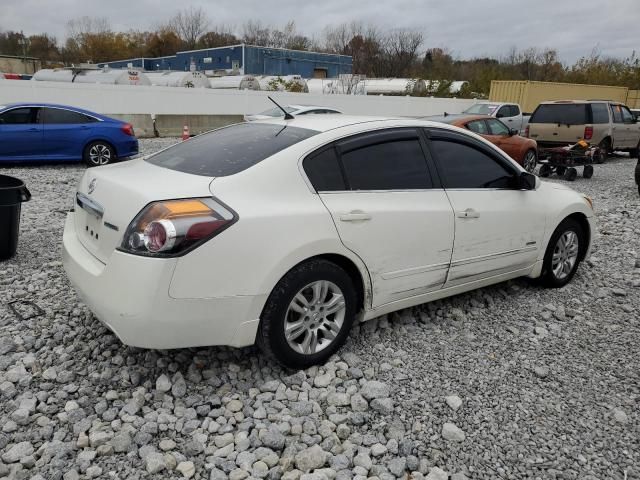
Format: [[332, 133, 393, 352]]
[[0, 141, 638, 480]]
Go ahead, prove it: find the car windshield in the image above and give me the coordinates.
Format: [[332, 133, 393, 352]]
[[464, 104, 499, 115], [256, 106, 297, 117], [146, 123, 319, 177]]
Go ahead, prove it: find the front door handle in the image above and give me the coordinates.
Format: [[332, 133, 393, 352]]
[[456, 208, 480, 219], [340, 211, 371, 222]]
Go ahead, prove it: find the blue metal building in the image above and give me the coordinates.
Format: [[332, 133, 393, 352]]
[[98, 44, 352, 78]]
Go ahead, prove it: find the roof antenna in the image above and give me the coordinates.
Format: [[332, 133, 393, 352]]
[[268, 96, 294, 120]]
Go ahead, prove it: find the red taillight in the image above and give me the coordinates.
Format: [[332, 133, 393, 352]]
[[121, 123, 135, 136], [524, 125, 530, 138], [584, 126, 593, 140]]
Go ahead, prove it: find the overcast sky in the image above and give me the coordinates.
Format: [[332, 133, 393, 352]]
[[2, 0, 639, 63]]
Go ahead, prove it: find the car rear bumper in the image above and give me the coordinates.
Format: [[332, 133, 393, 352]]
[[117, 139, 139, 159], [62, 212, 264, 349]]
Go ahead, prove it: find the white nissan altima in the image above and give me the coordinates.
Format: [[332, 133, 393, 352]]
[[63, 116, 595, 368]]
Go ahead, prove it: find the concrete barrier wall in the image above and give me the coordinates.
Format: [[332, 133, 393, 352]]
[[0, 80, 477, 137]]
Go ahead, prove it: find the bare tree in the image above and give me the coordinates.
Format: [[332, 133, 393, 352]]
[[380, 29, 423, 77], [167, 7, 210, 50]]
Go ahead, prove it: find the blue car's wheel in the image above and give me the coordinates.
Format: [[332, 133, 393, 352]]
[[84, 141, 115, 167]]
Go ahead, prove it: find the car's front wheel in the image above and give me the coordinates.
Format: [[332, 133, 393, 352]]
[[540, 218, 584, 288], [84, 141, 115, 167], [523, 149, 537, 173], [257, 259, 357, 369]]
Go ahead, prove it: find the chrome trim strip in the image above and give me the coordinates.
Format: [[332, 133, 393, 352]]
[[451, 245, 538, 267], [76, 192, 104, 219], [381, 261, 451, 280]]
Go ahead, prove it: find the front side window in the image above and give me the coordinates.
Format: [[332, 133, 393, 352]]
[[466, 120, 488, 135], [497, 106, 511, 118], [147, 123, 318, 177], [590, 103, 610, 124], [0, 107, 38, 124], [487, 118, 510, 136], [341, 137, 432, 190], [611, 104, 624, 123], [621, 106, 634, 124], [43, 108, 94, 124], [431, 139, 514, 189], [510, 105, 521, 116]]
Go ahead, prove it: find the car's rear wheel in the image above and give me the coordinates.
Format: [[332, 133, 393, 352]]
[[257, 259, 357, 369], [523, 149, 537, 173], [596, 139, 610, 164], [630, 141, 639, 159], [84, 141, 115, 167], [540, 218, 584, 288]]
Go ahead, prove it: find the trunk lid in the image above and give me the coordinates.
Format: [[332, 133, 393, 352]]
[[74, 159, 213, 263]]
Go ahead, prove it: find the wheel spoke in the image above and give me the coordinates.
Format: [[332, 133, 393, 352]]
[[285, 319, 307, 341], [323, 294, 345, 316], [290, 293, 309, 314]]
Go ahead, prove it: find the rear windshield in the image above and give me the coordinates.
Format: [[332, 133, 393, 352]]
[[146, 123, 318, 177], [256, 106, 297, 117], [530, 104, 589, 125], [464, 104, 499, 115]]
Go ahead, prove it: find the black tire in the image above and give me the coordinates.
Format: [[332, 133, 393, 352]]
[[595, 139, 610, 164], [564, 167, 577, 181], [583, 165, 594, 179], [540, 218, 585, 288], [522, 149, 537, 173], [257, 259, 357, 369], [630, 141, 639, 159], [84, 141, 115, 167], [539, 164, 551, 177]]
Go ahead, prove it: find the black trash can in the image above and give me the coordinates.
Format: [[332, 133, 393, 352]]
[[0, 175, 31, 260]]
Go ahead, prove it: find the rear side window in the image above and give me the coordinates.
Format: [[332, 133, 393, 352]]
[[431, 139, 514, 189], [610, 104, 624, 123], [303, 147, 345, 191], [590, 103, 610, 124], [530, 104, 588, 124], [0, 107, 37, 124], [341, 138, 432, 190], [487, 118, 510, 136], [43, 108, 95, 124], [147, 123, 318, 177]]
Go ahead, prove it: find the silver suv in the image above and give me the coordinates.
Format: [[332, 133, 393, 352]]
[[526, 100, 640, 161]]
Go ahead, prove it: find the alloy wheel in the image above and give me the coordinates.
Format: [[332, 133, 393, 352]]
[[284, 280, 346, 355], [523, 150, 537, 173], [89, 144, 112, 165], [551, 230, 579, 280]]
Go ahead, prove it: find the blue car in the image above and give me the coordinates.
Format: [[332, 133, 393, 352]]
[[0, 103, 138, 166]]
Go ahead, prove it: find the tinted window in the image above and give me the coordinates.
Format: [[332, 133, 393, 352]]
[[497, 106, 511, 118], [304, 147, 345, 191], [611, 104, 624, 123], [43, 108, 94, 124], [341, 138, 432, 190], [431, 139, 514, 189], [510, 105, 520, 116], [487, 118, 510, 136], [147, 123, 318, 177], [591, 103, 610, 124], [530, 104, 588, 124], [621, 106, 634, 123], [467, 120, 488, 134], [0, 107, 37, 124]]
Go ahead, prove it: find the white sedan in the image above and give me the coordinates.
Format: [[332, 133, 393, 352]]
[[63, 116, 595, 368], [244, 104, 342, 121]]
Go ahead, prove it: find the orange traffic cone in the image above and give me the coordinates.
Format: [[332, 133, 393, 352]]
[[182, 125, 190, 141]]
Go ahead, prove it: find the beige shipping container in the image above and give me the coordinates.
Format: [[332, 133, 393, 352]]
[[489, 80, 629, 113], [627, 90, 640, 109]]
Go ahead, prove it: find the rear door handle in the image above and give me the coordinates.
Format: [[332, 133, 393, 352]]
[[340, 211, 371, 222], [456, 208, 480, 219]]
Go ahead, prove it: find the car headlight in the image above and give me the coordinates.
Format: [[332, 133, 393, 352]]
[[119, 197, 237, 257], [583, 195, 594, 210]]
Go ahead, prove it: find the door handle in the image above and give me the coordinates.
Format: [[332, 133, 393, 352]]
[[456, 208, 480, 219], [340, 211, 371, 222]]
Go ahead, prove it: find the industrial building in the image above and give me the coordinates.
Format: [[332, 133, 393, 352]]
[[0, 54, 42, 75], [98, 44, 352, 78]]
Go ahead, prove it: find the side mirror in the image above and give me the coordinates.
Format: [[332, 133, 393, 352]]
[[509, 128, 518, 136], [518, 171, 536, 190]]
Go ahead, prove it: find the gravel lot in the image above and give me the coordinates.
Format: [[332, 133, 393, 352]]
[[0, 139, 638, 480]]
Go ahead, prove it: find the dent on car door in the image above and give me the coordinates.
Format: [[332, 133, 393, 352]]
[[42, 107, 96, 159], [427, 130, 546, 286], [0, 107, 43, 160], [303, 128, 455, 307]]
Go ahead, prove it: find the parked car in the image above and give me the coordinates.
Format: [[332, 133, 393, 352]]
[[63, 116, 595, 368], [0, 103, 138, 166], [424, 114, 538, 172], [244, 105, 342, 121], [463, 102, 530, 134], [631, 109, 640, 121], [526, 100, 640, 161]]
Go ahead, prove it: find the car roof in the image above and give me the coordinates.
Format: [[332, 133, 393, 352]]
[[539, 100, 614, 105], [421, 114, 491, 124], [0, 102, 107, 118]]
